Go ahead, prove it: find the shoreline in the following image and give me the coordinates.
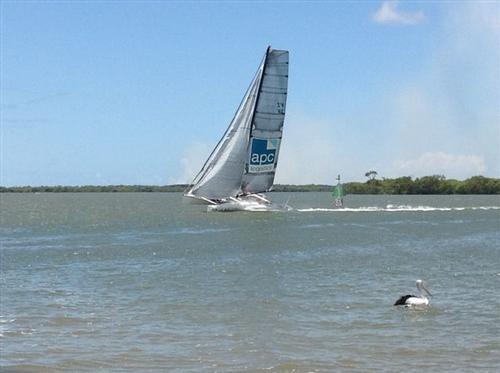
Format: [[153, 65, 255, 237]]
[[1, 176, 499, 195]]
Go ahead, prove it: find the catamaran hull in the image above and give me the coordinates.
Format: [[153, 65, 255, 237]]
[[183, 193, 218, 205], [207, 200, 274, 212], [182, 195, 212, 205], [184, 192, 291, 212]]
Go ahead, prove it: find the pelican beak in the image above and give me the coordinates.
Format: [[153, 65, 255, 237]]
[[422, 285, 432, 297]]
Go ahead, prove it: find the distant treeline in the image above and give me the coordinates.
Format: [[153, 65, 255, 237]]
[[1, 176, 499, 194], [0, 184, 188, 193]]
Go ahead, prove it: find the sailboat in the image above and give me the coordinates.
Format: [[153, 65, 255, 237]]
[[332, 174, 344, 208], [184, 47, 289, 212]]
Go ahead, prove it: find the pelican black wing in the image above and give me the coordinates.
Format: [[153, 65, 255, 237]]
[[394, 294, 416, 306]]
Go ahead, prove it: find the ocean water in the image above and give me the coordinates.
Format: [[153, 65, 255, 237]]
[[1, 192, 499, 372]]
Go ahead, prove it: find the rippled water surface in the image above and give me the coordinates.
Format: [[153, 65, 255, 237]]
[[1, 193, 499, 372]]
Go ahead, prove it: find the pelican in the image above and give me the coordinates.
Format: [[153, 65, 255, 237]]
[[394, 279, 432, 306]]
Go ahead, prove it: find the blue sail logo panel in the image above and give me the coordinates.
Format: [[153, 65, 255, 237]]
[[248, 138, 280, 173]]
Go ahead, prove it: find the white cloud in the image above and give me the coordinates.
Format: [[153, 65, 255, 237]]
[[275, 114, 354, 184], [395, 152, 486, 179], [378, 3, 499, 180], [175, 114, 358, 186], [176, 115, 350, 186], [373, 0, 425, 25], [390, 86, 455, 154], [170, 142, 212, 184]]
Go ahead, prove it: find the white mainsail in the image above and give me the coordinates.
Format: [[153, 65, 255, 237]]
[[185, 47, 289, 203]]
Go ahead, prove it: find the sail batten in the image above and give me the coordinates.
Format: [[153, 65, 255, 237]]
[[186, 47, 288, 201]]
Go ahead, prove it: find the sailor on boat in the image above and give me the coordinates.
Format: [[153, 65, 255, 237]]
[[394, 279, 432, 306]]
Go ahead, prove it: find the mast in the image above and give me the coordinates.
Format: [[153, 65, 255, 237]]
[[247, 46, 271, 144], [238, 47, 271, 194]]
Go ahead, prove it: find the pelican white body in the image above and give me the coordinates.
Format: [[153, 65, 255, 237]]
[[403, 296, 430, 306], [394, 280, 432, 306]]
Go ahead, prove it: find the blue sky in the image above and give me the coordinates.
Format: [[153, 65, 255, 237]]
[[1, 1, 499, 186]]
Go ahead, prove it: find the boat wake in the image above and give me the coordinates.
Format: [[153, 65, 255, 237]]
[[297, 205, 500, 213]]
